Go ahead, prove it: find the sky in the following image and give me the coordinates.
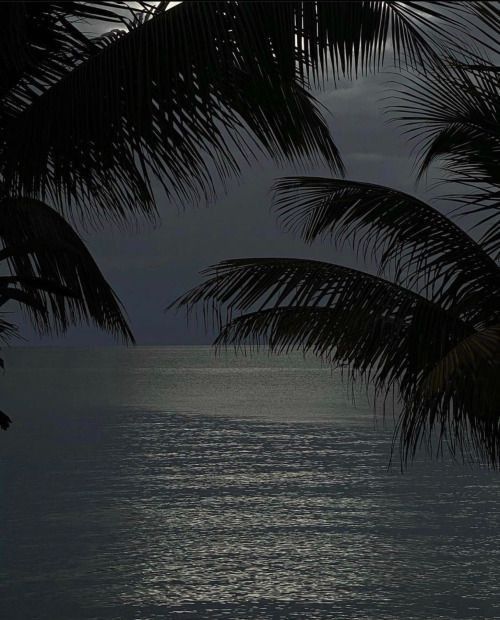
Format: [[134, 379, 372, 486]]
[[13, 65, 444, 346]]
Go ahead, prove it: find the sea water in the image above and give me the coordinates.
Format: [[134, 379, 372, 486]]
[[0, 347, 498, 619]]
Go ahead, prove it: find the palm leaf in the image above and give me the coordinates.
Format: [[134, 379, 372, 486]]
[[1, 1, 470, 220], [467, 1, 500, 53], [390, 60, 500, 256], [0, 287, 48, 316], [410, 323, 499, 466], [0, 1, 344, 221], [0, 197, 134, 341], [171, 256, 494, 463], [0, 274, 75, 297], [422, 323, 500, 396], [171, 256, 472, 388], [0, 410, 12, 431], [272, 177, 500, 325], [218, 1, 466, 81], [392, 61, 499, 180], [0, 315, 20, 343], [396, 344, 500, 467], [0, 2, 129, 98]]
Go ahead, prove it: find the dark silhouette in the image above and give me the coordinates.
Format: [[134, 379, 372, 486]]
[[1, 2, 471, 218], [0, 2, 495, 434], [173, 55, 500, 466], [0, 198, 136, 428], [0, 198, 134, 340], [0, 410, 11, 430]]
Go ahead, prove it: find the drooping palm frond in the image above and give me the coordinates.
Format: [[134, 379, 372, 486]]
[[216, 301, 472, 396], [422, 323, 500, 397], [0, 1, 346, 221], [411, 323, 500, 461], [390, 59, 500, 256], [395, 371, 500, 467], [173, 257, 427, 318], [0, 315, 19, 344], [398, 323, 500, 466], [0, 410, 12, 431], [204, 1, 466, 81], [0, 197, 134, 341], [272, 177, 500, 326], [0, 2, 129, 98], [171, 255, 500, 463], [394, 63, 499, 181], [467, 1, 500, 53], [1, 1, 473, 221], [172, 257, 473, 388]]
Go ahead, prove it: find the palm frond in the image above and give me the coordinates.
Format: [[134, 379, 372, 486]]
[[0, 2, 130, 98], [0, 410, 12, 431], [398, 323, 500, 467], [1, 1, 472, 220], [415, 324, 500, 465], [0, 197, 134, 342], [172, 257, 472, 383], [0, 274, 75, 298], [422, 323, 500, 397], [223, 1, 467, 82], [467, 1, 500, 53], [171, 256, 497, 463], [0, 315, 20, 344], [172, 257, 424, 316], [217, 300, 471, 396], [272, 177, 500, 326], [390, 60, 500, 255], [392, 62, 499, 181], [1, 1, 345, 221]]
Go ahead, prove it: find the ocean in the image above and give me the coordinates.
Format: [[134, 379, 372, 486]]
[[0, 346, 498, 619]]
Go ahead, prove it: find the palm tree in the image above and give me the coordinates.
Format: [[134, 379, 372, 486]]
[[0, 2, 486, 430], [0, 197, 134, 340], [0, 196, 136, 429], [392, 61, 500, 261], [172, 176, 500, 466]]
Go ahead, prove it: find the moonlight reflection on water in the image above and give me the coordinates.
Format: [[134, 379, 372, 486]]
[[1, 347, 499, 619]]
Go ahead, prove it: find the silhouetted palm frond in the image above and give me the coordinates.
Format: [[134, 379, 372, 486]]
[[1, 1, 471, 220], [423, 324, 500, 396], [0, 410, 12, 431], [394, 62, 499, 181], [390, 321, 500, 464], [171, 256, 474, 397], [0, 2, 127, 97], [468, 1, 500, 52], [390, 58, 500, 256], [272, 177, 500, 325], [0, 1, 345, 221], [0, 197, 134, 341], [0, 315, 19, 344], [204, 1, 465, 81], [172, 183, 500, 466], [395, 377, 500, 467]]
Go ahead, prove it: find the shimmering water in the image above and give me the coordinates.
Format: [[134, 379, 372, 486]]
[[0, 347, 499, 619]]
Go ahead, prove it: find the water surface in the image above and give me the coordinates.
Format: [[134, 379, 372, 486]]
[[1, 347, 498, 619]]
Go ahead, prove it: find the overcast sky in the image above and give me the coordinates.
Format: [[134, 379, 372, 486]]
[[14, 69, 446, 346]]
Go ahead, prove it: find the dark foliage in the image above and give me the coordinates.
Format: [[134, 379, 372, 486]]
[[0, 1, 469, 220], [172, 179, 500, 466]]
